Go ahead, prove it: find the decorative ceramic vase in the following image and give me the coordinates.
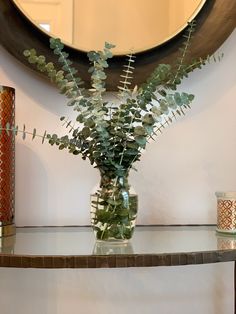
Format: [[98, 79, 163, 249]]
[[216, 192, 236, 234], [90, 171, 138, 242], [0, 86, 15, 237]]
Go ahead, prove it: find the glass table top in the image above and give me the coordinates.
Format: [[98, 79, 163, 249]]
[[1, 226, 236, 268], [0, 225, 235, 255]]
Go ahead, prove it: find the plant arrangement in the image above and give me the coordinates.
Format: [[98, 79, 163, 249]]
[[0, 22, 219, 241]]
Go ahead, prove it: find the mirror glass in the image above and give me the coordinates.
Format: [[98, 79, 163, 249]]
[[13, 0, 206, 55]]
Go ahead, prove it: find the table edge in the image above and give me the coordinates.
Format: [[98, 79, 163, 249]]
[[0, 249, 236, 269]]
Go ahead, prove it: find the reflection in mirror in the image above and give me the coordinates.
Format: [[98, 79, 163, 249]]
[[14, 0, 206, 55]]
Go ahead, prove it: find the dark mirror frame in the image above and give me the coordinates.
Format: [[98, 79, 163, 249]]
[[0, 0, 235, 90]]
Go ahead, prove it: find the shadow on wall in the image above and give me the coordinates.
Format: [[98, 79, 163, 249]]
[[0, 45, 68, 117], [15, 142, 49, 226], [15, 141, 98, 226]]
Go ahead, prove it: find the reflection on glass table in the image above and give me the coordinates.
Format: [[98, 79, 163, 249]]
[[1, 225, 236, 256]]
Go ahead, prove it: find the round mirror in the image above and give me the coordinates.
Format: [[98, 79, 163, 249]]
[[0, 0, 235, 90], [13, 0, 205, 55]]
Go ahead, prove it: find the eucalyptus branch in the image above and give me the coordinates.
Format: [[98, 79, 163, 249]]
[[60, 116, 77, 133], [23, 44, 88, 114], [0, 123, 84, 157], [0, 124, 48, 143], [118, 53, 136, 98], [171, 20, 196, 85], [18, 22, 217, 182], [23, 49, 66, 87], [49, 38, 84, 97], [88, 42, 115, 101], [185, 53, 223, 73]]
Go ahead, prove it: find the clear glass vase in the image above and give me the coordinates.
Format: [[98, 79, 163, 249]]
[[90, 172, 138, 242]]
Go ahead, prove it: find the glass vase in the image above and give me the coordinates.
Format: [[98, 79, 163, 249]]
[[90, 172, 138, 242]]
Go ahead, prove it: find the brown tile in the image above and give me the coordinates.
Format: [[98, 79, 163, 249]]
[[96, 256, 109, 268], [43, 256, 54, 268], [115, 255, 127, 268], [9, 256, 22, 267], [74, 256, 88, 268]]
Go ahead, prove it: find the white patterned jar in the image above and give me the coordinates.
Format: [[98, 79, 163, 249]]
[[216, 192, 236, 234]]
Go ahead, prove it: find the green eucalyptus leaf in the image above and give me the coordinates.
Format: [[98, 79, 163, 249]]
[[151, 106, 161, 116], [144, 124, 153, 135], [134, 126, 146, 136], [134, 136, 146, 148], [87, 51, 100, 62], [104, 50, 113, 59], [174, 92, 183, 106], [76, 114, 84, 123], [23, 50, 30, 57], [81, 127, 91, 138], [142, 113, 155, 125], [28, 56, 37, 64], [126, 141, 139, 149], [32, 128, 37, 140], [42, 131, 47, 144], [85, 118, 95, 128], [105, 42, 116, 49], [188, 94, 194, 102]]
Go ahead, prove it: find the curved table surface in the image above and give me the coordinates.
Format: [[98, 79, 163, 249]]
[[0, 225, 236, 268]]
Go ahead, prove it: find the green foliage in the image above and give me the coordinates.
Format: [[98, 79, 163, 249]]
[[0, 22, 220, 231], [1, 21, 220, 184], [1, 22, 221, 240]]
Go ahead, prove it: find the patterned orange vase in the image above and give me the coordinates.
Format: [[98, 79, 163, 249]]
[[0, 86, 15, 237], [216, 192, 236, 234]]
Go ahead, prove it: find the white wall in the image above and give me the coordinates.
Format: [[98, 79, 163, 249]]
[[0, 263, 233, 314], [0, 29, 236, 314]]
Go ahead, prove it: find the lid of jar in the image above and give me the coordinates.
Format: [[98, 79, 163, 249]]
[[215, 191, 236, 198]]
